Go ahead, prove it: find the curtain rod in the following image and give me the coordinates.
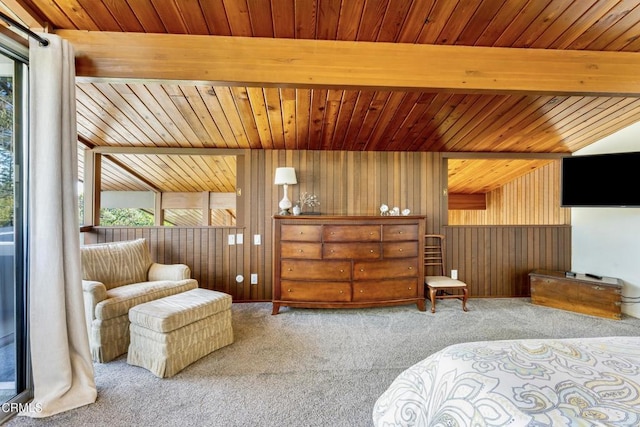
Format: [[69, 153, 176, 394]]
[[0, 11, 49, 47]]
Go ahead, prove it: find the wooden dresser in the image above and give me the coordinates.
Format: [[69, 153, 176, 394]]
[[272, 215, 426, 314], [529, 269, 623, 320]]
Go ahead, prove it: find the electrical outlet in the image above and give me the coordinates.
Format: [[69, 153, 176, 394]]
[[253, 234, 261, 245], [228, 234, 235, 245], [451, 269, 458, 280], [236, 233, 244, 244], [250, 274, 258, 284]]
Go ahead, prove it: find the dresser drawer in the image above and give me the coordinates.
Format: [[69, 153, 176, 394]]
[[383, 241, 418, 258], [281, 242, 322, 259], [353, 259, 418, 280], [323, 243, 380, 259], [382, 224, 419, 241], [280, 280, 351, 302], [281, 260, 351, 280], [281, 224, 322, 242], [323, 225, 380, 242], [353, 279, 418, 301]]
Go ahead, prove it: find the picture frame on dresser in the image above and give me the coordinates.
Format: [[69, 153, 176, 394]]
[[272, 215, 427, 314]]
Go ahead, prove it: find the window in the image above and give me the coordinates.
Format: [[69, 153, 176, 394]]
[[0, 38, 30, 422]]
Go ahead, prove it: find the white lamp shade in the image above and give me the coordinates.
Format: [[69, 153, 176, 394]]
[[274, 167, 297, 185]]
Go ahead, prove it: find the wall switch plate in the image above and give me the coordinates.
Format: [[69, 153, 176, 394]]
[[451, 269, 458, 280], [236, 233, 243, 244], [250, 273, 258, 284], [228, 234, 235, 245], [253, 234, 261, 245]]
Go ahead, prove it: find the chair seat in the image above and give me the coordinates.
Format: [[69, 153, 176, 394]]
[[425, 275, 467, 288], [424, 234, 469, 314], [424, 276, 469, 313]]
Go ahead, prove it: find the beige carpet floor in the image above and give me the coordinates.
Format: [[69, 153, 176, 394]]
[[7, 298, 640, 427]]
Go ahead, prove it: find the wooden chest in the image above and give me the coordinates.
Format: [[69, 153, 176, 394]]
[[529, 269, 622, 320], [272, 215, 426, 314]]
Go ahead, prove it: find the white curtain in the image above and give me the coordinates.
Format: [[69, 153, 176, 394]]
[[23, 34, 96, 418]]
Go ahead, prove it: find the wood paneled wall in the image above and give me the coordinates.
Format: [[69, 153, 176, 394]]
[[444, 226, 571, 297], [85, 226, 251, 300], [449, 161, 570, 225], [86, 150, 571, 302], [249, 150, 446, 301]]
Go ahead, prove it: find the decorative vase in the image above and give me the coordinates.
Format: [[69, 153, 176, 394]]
[[292, 205, 302, 215]]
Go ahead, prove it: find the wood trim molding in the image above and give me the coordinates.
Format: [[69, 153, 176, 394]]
[[161, 192, 204, 209], [210, 193, 236, 209], [443, 152, 566, 159], [160, 192, 237, 210], [56, 31, 640, 97], [449, 193, 487, 210], [82, 151, 101, 226], [90, 146, 248, 156]]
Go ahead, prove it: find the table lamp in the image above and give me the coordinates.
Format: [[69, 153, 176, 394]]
[[274, 167, 297, 215]]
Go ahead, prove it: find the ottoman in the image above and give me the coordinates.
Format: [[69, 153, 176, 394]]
[[127, 288, 233, 377]]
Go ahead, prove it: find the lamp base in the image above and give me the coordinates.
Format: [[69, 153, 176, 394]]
[[278, 183, 293, 215]]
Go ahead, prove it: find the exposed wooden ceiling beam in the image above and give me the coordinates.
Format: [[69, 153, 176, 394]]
[[102, 155, 161, 193], [56, 30, 640, 97]]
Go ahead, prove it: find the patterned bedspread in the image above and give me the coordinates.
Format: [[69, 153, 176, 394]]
[[373, 336, 640, 426]]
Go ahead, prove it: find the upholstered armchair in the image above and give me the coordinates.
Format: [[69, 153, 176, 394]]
[[81, 238, 198, 363]]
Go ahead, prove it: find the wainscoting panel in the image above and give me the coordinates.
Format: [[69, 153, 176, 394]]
[[86, 227, 248, 300], [445, 225, 572, 297]]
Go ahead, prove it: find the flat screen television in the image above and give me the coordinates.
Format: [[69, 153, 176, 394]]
[[561, 152, 640, 207]]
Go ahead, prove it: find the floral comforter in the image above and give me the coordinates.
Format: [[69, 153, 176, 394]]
[[373, 336, 640, 426]]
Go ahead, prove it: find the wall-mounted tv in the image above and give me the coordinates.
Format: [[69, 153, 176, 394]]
[[561, 152, 640, 207]]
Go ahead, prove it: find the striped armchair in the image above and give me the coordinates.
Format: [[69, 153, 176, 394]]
[[81, 238, 197, 363]]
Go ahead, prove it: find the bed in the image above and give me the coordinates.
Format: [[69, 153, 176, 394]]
[[373, 336, 640, 426]]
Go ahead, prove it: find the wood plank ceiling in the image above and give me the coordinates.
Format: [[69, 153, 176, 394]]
[[6, 0, 640, 197]]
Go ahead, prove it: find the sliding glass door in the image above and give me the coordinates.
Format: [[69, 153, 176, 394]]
[[0, 39, 29, 422]]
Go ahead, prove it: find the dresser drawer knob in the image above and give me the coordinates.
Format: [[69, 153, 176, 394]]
[[399, 248, 403, 252], [299, 231, 303, 234], [330, 249, 335, 253], [408, 266, 413, 270], [287, 268, 293, 271], [360, 290, 364, 293], [339, 269, 344, 273], [369, 232, 374, 235], [360, 268, 365, 272], [330, 231, 335, 235], [287, 289, 292, 292], [369, 249, 374, 253], [339, 290, 343, 294], [298, 249, 304, 253], [408, 287, 412, 290]]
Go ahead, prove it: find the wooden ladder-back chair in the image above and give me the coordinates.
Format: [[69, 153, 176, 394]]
[[424, 234, 468, 313]]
